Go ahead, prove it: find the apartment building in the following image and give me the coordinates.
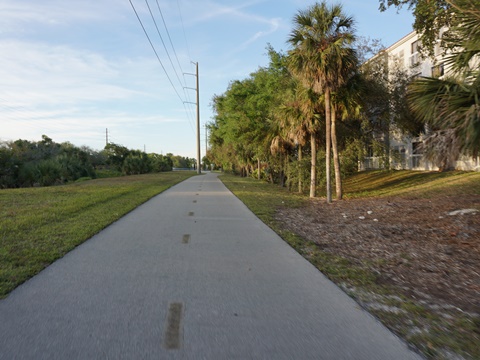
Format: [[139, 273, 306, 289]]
[[360, 31, 480, 172]]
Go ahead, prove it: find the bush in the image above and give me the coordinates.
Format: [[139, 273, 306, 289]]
[[36, 159, 63, 186], [122, 153, 151, 175]]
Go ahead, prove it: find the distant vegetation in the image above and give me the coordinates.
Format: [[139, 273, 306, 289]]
[[0, 135, 195, 188]]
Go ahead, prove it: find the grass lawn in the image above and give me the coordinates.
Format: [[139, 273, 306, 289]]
[[220, 170, 480, 360], [0, 172, 196, 298], [219, 170, 480, 223], [343, 169, 480, 198]]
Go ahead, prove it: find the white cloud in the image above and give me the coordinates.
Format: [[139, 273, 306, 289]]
[[0, 0, 128, 33], [0, 40, 164, 107], [0, 34, 188, 151], [179, 0, 283, 41], [0, 105, 186, 150]]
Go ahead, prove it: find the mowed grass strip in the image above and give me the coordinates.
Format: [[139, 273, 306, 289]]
[[219, 170, 480, 224], [343, 169, 480, 198], [0, 172, 196, 298]]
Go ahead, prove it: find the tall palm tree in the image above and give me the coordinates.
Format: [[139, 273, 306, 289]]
[[288, 1, 357, 201]]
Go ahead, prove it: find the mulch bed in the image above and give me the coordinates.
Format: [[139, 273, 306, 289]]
[[276, 194, 480, 314]]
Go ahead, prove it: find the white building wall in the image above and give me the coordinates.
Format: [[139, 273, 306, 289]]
[[360, 30, 478, 172]]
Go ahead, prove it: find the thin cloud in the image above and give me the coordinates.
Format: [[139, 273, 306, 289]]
[[230, 17, 281, 54], [1, 107, 184, 148], [185, 0, 266, 24], [0, 35, 184, 150], [0, 40, 162, 107], [0, 0, 127, 33]]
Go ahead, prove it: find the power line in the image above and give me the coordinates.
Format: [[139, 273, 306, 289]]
[[154, 0, 196, 121], [155, 0, 186, 83], [150, 0, 196, 127], [128, 0, 195, 135], [0, 99, 72, 133], [175, 0, 197, 130], [0, 97, 104, 144], [128, 0, 184, 105], [0, 97, 54, 121], [176, 0, 192, 67], [144, 0, 183, 90]]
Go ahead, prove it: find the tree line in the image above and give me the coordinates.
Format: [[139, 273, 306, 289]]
[[207, 0, 479, 200], [0, 135, 195, 188]]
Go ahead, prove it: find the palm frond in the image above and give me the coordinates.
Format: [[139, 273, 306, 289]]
[[443, 0, 480, 74], [408, 75, 480, 155]]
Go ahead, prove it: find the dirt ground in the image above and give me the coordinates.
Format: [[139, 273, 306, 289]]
[[276, 194, 480, 316]]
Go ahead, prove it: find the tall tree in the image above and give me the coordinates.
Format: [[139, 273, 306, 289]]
[[208, 46, 293, 179], [287, 1, 357, 201], [280, 83, 324, 195], [332, 72, 364, 199]]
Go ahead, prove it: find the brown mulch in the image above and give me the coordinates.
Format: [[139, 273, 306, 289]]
[[276, 194, 480, 315]]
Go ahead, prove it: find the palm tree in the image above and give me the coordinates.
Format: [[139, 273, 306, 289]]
[[332, 72, 364, 199], [280, 83, 323, 196], [288, 1, 357, 201]]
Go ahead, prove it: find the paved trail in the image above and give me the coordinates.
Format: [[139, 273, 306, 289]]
[[0, 172, 422, 359]]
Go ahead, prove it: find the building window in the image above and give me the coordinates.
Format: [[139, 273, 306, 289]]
[[410, 40, 421, 67], [412, 142, 423, 155], [431, 63, 444, 77], [392, 145, 407, 168], [412, 142, 423, 168], [411, 40, 419, 54], [410, 54, 419, 67]]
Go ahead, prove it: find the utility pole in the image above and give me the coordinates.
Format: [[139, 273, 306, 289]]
[[184, 62, 201, 174], [205, 123, 207, 158], [195, 62, 201, 174], [106, 128, 108, 146]]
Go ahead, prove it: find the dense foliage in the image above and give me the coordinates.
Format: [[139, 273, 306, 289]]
[[0, 135, 193, 188], [0, 135, 97, 188], [207, 0, 478, 197], [207, 2, 419, 198]]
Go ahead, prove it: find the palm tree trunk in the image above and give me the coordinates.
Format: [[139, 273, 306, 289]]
[[298, 144, 303, 193], [310, 133, 317, 198], [280, 152, 285, 187], [285, 154, 289, 190], [325, 89, 332, 203], [331, 105, 342, 200], [257, 158, 261, 180], [384, 121, 391, 170]]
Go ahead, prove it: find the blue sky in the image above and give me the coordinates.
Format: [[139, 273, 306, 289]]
[[0, 0, 413, 159]]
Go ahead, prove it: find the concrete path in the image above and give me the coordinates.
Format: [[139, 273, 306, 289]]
[[0, 173, 422, 359]]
